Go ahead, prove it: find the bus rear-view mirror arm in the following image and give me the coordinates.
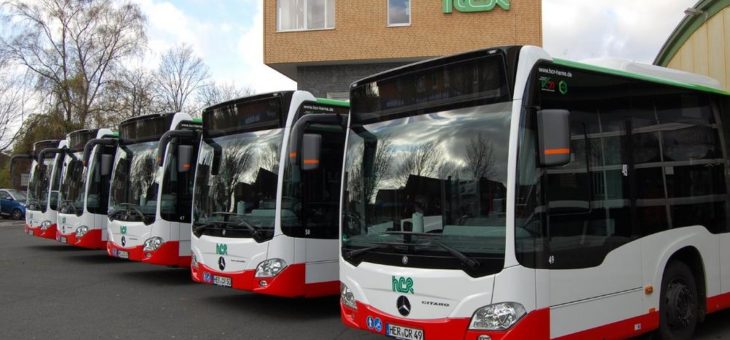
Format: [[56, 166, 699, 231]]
[[156, 130, 198, 167], [288, 114, 344, 171]]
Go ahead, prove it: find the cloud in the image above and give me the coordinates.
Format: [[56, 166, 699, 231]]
[[133, 0, 295, 93], [543, 0, 697, 63]]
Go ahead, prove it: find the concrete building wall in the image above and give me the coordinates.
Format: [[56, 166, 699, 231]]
[[296, 62, 409, 98]]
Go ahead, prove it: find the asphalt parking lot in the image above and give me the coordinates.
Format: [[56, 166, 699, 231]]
[[1, 219, 728, 339]]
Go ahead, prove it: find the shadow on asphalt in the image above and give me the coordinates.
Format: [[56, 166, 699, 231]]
[[65, 253, 126, 264], [28, 244, 90, 252], [205, 293, 341, 321], [114, 268, 194, 286]]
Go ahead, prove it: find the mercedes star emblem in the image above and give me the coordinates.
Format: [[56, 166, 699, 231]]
[[402, 255, 409, 265], [397, 296, 411, 317], [218, 256, 226, 271], [121, 236, 126, 247]]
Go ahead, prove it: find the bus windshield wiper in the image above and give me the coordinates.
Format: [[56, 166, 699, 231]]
[[424, 240, 480, 269], [344, 242, 396, 260], [381, 231, 480, 269]]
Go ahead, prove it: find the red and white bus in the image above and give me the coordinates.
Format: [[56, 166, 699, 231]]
[[56, 128, 117, 249], [23, 139, 65, 240], [190, 91, 348, 297], [106, 113, 201, 267], [339, 45, 730, 339]]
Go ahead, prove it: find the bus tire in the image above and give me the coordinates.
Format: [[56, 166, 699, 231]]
[[658, 260, 699, 340]]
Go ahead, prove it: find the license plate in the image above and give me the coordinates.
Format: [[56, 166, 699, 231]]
[[213, 275, 232, 287], [117, 250, 129, 259], [386, 324, 424, 340], [60, 236, 67, 243]]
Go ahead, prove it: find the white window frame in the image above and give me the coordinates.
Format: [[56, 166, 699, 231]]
[[387, 0, 411, 27], [277, 0, 336, 32]]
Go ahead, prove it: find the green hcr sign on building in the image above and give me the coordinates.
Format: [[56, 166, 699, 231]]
[[443, 0, 511, 13]]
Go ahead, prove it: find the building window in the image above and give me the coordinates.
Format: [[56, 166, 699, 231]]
[[388, 0, 410, 26], [277, 0, 335, 31]]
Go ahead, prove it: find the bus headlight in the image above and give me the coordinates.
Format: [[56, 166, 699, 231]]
[[143, 237, 164, 252], [191, 253, 198, 269], [340, 283, 357, 310], [75, 225, 89, 238], [40, 220, 52, 230], [469, 302, 526, 330], [255, 258, 287, 278]]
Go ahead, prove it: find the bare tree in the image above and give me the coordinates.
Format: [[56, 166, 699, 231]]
[[397, 141, 442, 186], [100, 65, 159, 125], [465, 133, 495, 180], [0, 69, 31, 152], [1, 0, 147, 128], [155, 44, 209, 114], [197, 81, 254, 109]]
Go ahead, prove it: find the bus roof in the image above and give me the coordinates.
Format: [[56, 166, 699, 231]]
[[553, 58, 729, 96], [315, 98, 349, 107]]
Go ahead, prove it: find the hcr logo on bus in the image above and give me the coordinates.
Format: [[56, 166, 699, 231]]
[[216, 243, 227, 255], [392, 276, 414, 294], [442, 0, 510, 13]]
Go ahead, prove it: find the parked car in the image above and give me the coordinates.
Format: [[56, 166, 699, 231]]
[[0, 188, 26, 220]]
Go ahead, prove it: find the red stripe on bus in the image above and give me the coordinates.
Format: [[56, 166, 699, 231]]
[[707, 291, 730, 314]]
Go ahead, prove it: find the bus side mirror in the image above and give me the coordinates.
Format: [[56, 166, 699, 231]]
[[211, 142, 222, 176], [537, 109, 571, 167], [177, 145, 193, 173], [100, 154, 113, 176], [301, 134, 322, 171]]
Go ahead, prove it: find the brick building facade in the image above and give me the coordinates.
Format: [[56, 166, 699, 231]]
[[264, 0, 542, 98]]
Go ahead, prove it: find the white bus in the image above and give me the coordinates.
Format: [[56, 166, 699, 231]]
[[23, 139, 66, 240], [339, 45, 730, 339], [190, 91, 348, 297], [56, 128, 116, 248], [106, 113, 201, 267]]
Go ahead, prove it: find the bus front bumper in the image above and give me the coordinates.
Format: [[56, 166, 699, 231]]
[[56, 228, 105, 249], [106, 240, 188, 267], [191, 262, 338, 298], [26, 223, 57, 239], [340, 301, 550, 340]]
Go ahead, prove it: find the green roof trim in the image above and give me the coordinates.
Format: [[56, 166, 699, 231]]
[[111, 131, 119, 137], [192, 117, 203, 123], [655, 0, 730, 66], [315, 98, 350, 107], [553, 58, 730, 96]]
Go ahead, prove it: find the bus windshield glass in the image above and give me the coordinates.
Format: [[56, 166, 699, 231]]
[[27, 158, 55, 212], [193, 94, 285, 240], [59, 153, 86, 215], [193, 130, 282, 239], [343, 53, 511, 277], [109, 141, 160, 223]]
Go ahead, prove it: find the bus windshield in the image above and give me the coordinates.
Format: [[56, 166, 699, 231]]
[[27, 158, 55, 212], [342, 102, 511, 276], [342, 52, 513, 277], [109, 141, 160, 224], [193, 129, 282, 240], [59, 153, 86, 215]]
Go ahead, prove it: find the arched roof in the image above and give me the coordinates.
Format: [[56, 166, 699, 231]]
[[654, 0, 730, 65]]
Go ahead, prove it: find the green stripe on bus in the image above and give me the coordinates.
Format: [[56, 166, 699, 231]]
[[316, 98, 350, 107], [553, 58, 730, 96]]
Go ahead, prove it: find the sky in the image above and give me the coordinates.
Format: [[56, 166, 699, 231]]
[[134, 0, 700, 94]]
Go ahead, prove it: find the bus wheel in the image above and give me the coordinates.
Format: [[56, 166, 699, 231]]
[[659, 261, 698, 340]]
